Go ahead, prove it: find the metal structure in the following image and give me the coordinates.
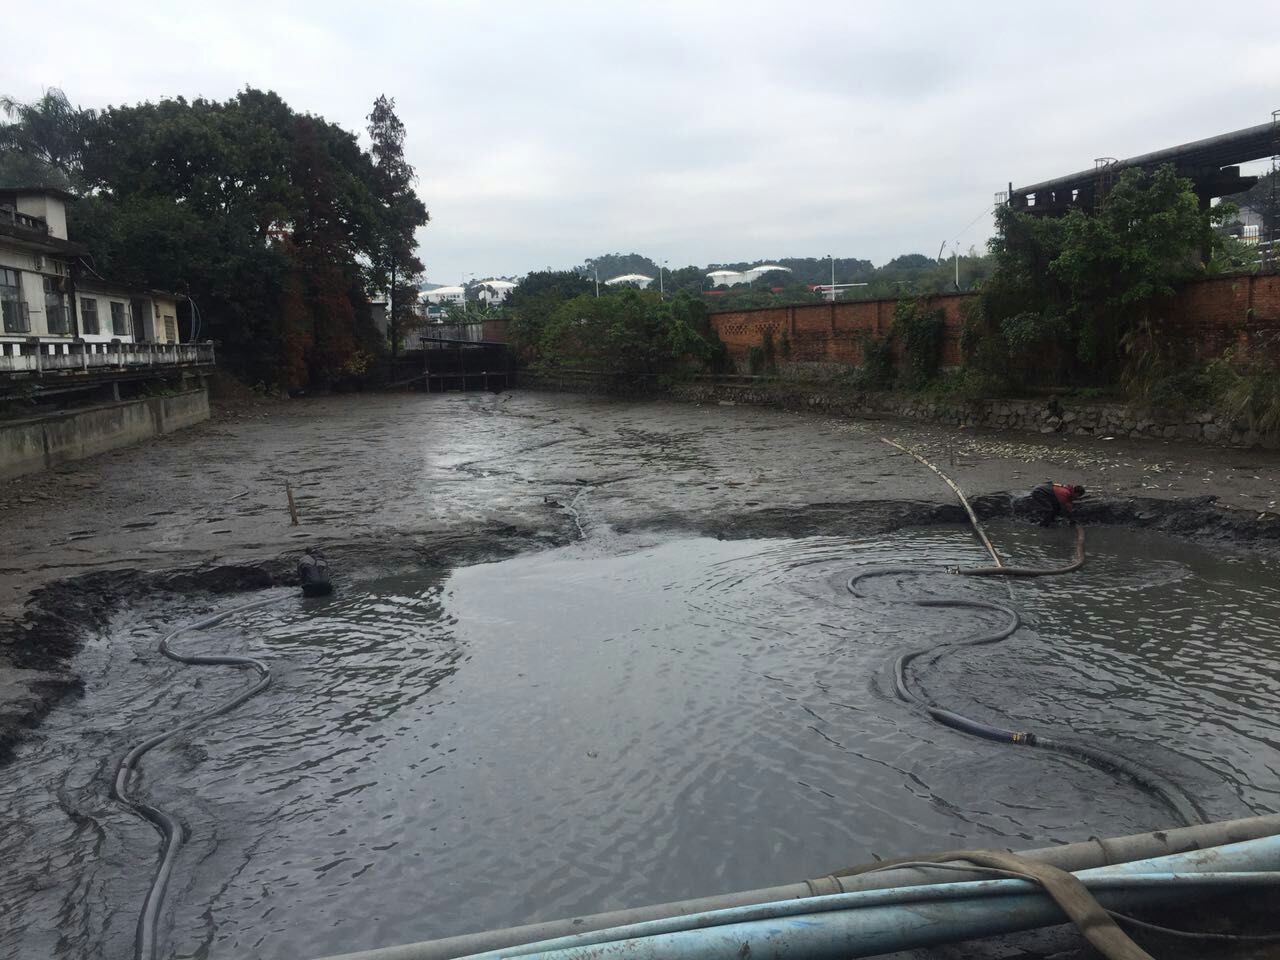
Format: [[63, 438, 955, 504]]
[[419, 335, 514, 393], [1008, 118, 1279, 215], [1263, 109, 1280, 271]]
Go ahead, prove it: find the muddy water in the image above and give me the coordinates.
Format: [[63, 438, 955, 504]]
[[2, 525, 1279, 959]]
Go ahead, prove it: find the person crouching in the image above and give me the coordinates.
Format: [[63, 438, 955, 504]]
[[1029, 482, 1085, 526]]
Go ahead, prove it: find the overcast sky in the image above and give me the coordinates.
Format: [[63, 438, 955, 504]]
[[3, 0, 1277, 283]]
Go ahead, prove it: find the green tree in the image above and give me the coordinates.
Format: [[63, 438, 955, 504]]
[[367, 94, 429, 357], [581, 252, 659, 282], [973, 164, 1222, 387], [0, 88, 94, 189], [531, 289, 720, 383], [57, 87, 406, 388], [507, 270, 595, 354]]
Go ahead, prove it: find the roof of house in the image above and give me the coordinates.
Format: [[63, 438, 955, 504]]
[[605, 273, 653, 283], [0, 185, 77, 200]]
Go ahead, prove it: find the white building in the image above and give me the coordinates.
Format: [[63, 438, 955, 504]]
[[475, 278, 517, 305], [423, 285, 466, 306], [1, 186, 181, 346], [604, 273, 654, 289], [705, 269, 742, 288], [705, 264, 793, 288]]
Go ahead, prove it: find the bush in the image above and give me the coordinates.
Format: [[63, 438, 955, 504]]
[[855, 333, 896, 389], [748, 329, 778, 375], [894, 297, 946, 388], [1210, 345, 1280, 440]]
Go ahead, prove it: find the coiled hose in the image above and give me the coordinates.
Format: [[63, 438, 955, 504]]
[[857, 440, 1202, 827], [113, 595, 283, 960]]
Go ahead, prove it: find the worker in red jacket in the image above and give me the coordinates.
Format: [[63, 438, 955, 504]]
[[1029, 481, 1086, 526]]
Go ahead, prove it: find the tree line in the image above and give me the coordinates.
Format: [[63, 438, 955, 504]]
[[0, 88, 427, 391], [572, 251, 993, 311]]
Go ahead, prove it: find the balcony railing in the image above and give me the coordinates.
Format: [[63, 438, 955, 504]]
[[0, 207, 48, 235], [0, 337, 216, 377]]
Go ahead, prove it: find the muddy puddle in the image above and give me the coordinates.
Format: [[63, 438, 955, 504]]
[[3, 524, 1279, 959]]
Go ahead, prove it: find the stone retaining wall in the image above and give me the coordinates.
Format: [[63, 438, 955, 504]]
[[0, 386, 211, 480], [669, 381, 1271, 449]]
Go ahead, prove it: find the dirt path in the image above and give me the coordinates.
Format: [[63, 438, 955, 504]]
[[3, 389, 1280, 756]]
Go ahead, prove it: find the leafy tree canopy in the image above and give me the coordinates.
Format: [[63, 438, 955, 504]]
[[973, 163, 1225, 386], [0, 86, 429, 390]]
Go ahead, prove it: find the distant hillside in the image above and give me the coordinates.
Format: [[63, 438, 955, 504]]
[[579, 253, 659, 280]]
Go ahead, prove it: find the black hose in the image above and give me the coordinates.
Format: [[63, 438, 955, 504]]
[[847, 526, 1202, 827], [112, 596, 282, 960]]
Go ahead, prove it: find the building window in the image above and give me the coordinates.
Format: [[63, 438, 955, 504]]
[[80, 297, 100, 335], [1, 267, 28, 333], [44, 277, 69, 334], [110, 301, 127, 337], [164, 316, 177, 342]]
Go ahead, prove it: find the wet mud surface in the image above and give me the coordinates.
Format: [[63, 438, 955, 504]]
[[3, 390, 1280, 958]]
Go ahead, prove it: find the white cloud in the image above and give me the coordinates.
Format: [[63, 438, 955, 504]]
[[2, 0, 1276, 283]]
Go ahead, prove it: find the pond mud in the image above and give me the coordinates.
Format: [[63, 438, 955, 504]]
[[3, 391, 1280, 959]]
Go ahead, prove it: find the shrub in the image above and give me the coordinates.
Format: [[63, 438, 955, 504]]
[[1210, 344, 1280, 440], [894, 297, 946, 388], [855, 333, 896, 389]]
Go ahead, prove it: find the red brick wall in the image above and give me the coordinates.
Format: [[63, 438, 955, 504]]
[[711, 293, 970, 368], [482, 318, 512, 343], [709, 275, 1280, 370], [1166, 274, 1280, 363]]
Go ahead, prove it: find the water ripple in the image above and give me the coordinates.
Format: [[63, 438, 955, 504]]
[[1, 526, 1278, 959]]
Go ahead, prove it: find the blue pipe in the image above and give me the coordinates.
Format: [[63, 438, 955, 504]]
[[454, 835, 1280, 960]]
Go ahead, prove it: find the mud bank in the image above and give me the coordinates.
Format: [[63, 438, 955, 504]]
[[5, 489, 1279, 766], [3, 390, 1280, 763], [0, 527, 557, 765]]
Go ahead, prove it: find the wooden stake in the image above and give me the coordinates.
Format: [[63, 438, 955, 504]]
[[286, 481, 300, 526]]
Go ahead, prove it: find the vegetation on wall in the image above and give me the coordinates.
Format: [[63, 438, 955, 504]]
[[893, 297, 946, 388]]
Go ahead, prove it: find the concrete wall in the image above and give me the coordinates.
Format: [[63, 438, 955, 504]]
[[153, 295, 180, 343], [13, 194, 67, 240], [709, 274, 1280, 372], [0, 386, 210, 480], [75, 291, 136, 343]]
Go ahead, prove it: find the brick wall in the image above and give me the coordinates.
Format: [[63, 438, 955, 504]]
[[1166, 274, 1280, 363], [482, 317, 512, 343], [709, 274, 1280, 371]]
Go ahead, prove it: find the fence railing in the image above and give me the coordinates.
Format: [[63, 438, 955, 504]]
[[0, 207, 48, 235], [0, 338, 216, 376]]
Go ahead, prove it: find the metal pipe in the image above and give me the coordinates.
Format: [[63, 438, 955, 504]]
[[314, 814, 1280, 960], [322, 837, 1280, 960]]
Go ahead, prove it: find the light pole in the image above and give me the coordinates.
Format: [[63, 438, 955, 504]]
[[659, 259, 667, 298], [829, 253, 835, 302], [594, 266, 599, 298], [939, 242, 960, 292]]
